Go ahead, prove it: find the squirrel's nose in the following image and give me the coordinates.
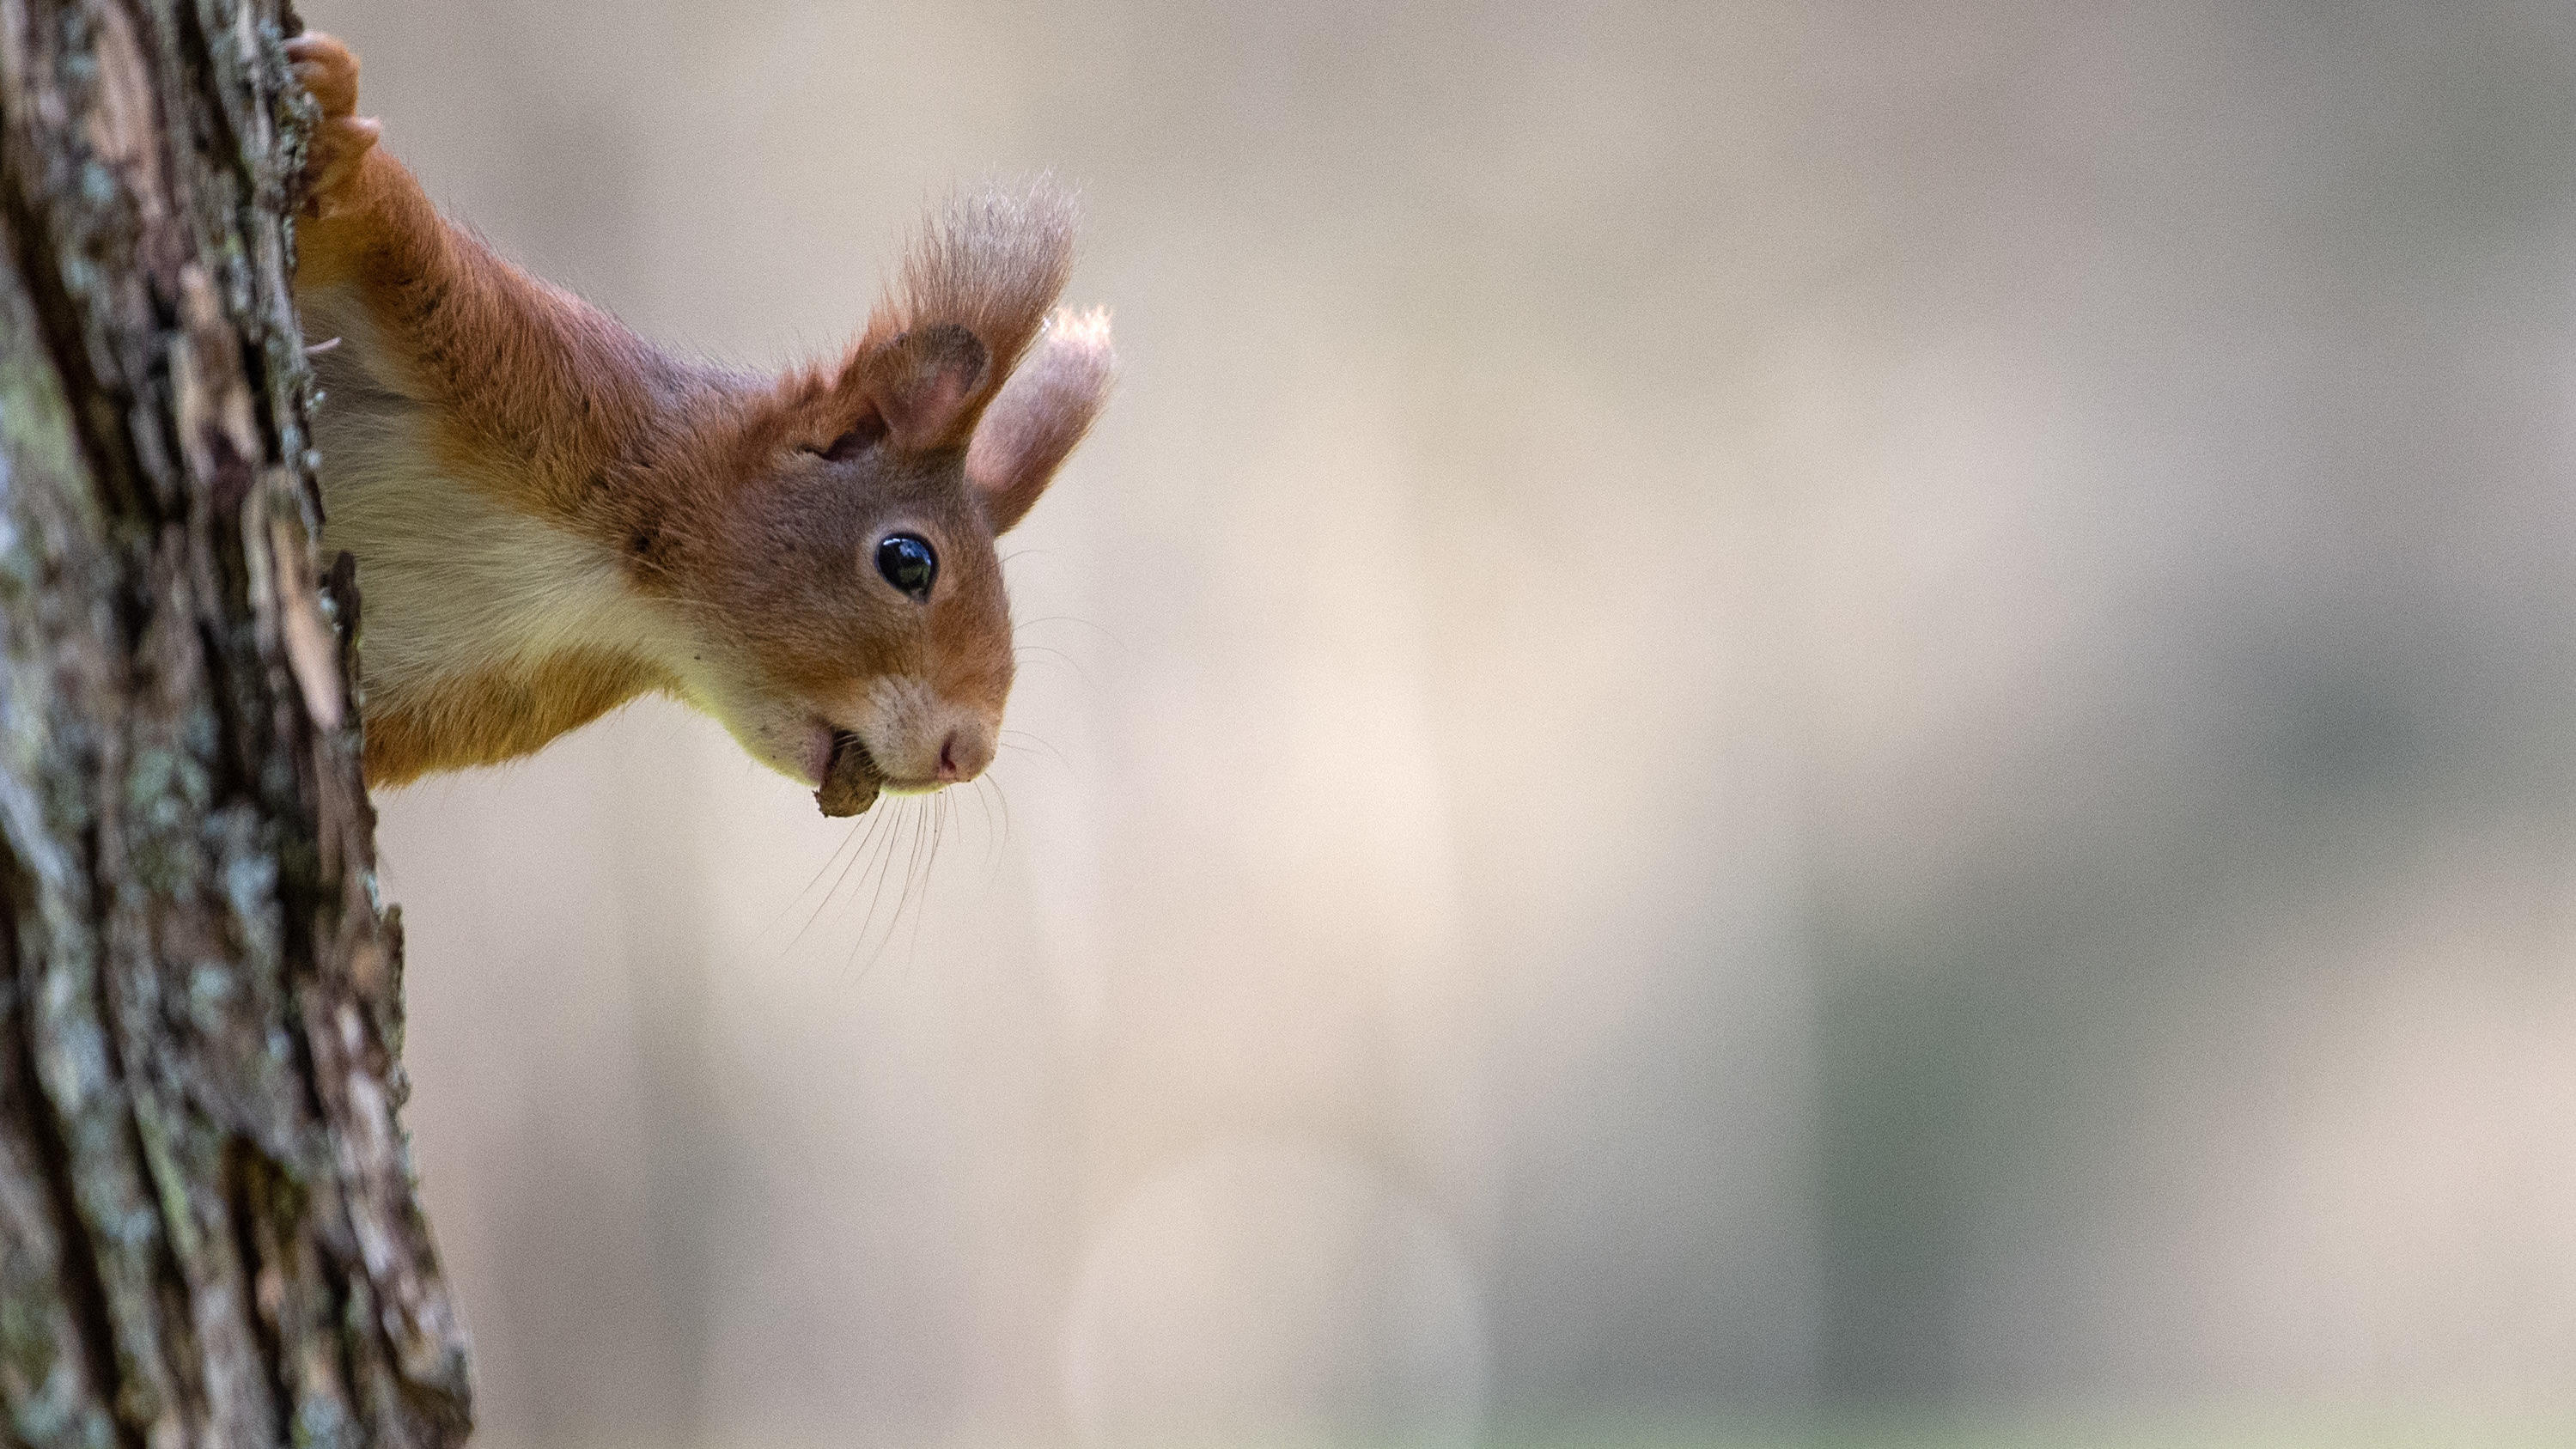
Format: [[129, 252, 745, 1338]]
[[936, 725, 994, 782]]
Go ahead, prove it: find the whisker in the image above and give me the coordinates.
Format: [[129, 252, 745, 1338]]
[[998, 728, 1077, 771], [887, 798, 929, 939], [849, 800, 916, 970], [1012, 614, 1129, 654], [796, 801, 899, 955], [1013, 643, 1092, 682], [773, 820, 862, 953], [754, 809, 868, 954], [988, 776, 1014, 856], [856, 798, 933, 981], [906, 795, 948, 966], [806, 803, 883, 894], [992, 740, 1068, 775], [971, 775, 1000, 874], [977, 776, 1017, 888]]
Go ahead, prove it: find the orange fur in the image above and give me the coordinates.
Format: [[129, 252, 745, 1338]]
[[364, 651, 673, 782]]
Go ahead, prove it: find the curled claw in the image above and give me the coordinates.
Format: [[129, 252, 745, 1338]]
[[815, 730, 882, 818], [285, 33, 379, 216], [284, 33, 361, 117]]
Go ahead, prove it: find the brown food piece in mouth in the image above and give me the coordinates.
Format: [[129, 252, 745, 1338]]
[[815, 730, 882, 818]]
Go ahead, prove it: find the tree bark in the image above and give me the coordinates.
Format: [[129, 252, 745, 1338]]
[[0, 3, 472, 1446]]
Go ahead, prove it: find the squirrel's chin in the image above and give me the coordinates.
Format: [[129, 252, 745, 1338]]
[[795, 721, 837, 787]]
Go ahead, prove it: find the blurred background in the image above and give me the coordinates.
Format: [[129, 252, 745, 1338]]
[[306, 3, 2576, 1446]]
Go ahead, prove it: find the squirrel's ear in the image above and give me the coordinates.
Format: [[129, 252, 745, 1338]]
[[966, 308, 1114, 533], [841, 322, 990, 453], [844, 183, 1078, 459]]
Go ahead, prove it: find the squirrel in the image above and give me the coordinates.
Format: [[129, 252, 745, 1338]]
[[283, 33, 1113, 818]]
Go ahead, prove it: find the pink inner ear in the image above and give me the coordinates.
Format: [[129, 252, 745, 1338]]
[[863, 323, 990, 453], [968, 308, 1116, 533]]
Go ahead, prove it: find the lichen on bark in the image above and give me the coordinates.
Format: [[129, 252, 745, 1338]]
[[0, 3, 471, 1446]]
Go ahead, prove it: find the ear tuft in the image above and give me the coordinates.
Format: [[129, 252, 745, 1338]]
[[844, 180, 1077, 454], [966, 307, 1116, 533]]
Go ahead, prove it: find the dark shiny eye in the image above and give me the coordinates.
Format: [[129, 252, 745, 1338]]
[[874, 533, 937, 600]]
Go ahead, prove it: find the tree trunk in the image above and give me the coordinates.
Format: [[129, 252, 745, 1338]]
[[0, 2, 472, 1446]]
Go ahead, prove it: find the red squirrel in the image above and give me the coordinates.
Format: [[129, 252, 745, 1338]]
[[283, 33, 1113, 817]]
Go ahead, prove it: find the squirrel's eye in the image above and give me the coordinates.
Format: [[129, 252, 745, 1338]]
[[875, 533, 937, 600]]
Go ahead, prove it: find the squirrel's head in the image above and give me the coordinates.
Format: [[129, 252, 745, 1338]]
[[654, 186, 1112, 816]]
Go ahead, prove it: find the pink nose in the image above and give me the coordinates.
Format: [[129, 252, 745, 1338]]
[[936, 727, 994, 782]]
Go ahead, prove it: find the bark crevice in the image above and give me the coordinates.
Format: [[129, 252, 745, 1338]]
[[1, 884, 138, 1449]]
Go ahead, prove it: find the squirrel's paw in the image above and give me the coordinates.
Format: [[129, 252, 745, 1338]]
[[285, 33, 379, 217]]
